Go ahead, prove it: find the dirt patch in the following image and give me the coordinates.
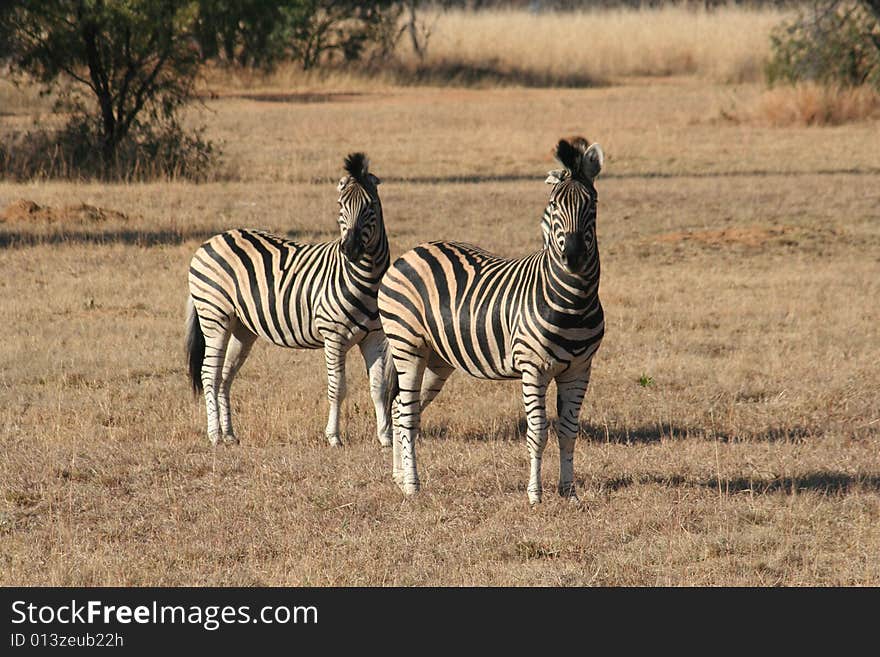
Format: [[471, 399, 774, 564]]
[[0, 199, 128, 224], [637, 223, 852, 261], [654, 225, 803, 248]]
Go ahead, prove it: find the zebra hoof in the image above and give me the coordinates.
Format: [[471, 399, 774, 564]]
[[400, 481, 420, 496], [378, 435, 393, 448], [558, 484, 578, 500], [527, 491, 543, 506], [327, 435, 343, 448], [392, 470, 404, 485], [222, 434, 239, 446], [563, 493, 582, 509], [208, 434, 221, 447]]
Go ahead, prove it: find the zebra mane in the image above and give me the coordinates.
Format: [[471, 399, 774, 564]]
[[343, 152, 370, 184], [554, 138, 588, 179], [554, 137, 602, 182]]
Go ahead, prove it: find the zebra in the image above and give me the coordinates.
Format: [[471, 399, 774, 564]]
[[185, 153, 396, 448], [378, 138, 605, 504]]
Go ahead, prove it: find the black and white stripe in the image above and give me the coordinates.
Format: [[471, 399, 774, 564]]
[[541, 137, 591, 249], [185, 153, 396, 447], [378, 139, 605, 503]]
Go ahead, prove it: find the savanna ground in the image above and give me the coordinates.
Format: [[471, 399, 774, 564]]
[[1, 8, 880, 586]]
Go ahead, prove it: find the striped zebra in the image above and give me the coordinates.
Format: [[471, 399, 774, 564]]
[[378, 138, 605, 504], [185, 153, 396, 448]]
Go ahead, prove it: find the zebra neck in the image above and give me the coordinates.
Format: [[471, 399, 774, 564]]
[[541, 251, 601, 313], [370, 206, 390, 275], [364, 229, 390, 275], [338, 231, 390, 280]]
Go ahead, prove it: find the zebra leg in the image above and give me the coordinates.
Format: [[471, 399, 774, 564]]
[[395, 355, 426, 496], [522, 369, 551, 505], [218, 320, 257, 446], [391, 360, 446, 488], [323, 338, 349, 447], [392, 359, 450, 484], [200, 319, 232, 447], [391, 396, 403, 484], [358, 330, 393, 448], [420, 357, 454, 412], [555, 369, 591, 501]]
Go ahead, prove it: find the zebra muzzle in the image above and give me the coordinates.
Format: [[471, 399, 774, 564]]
[[342, 229, 364, 261], [562, 233, 587, 272]]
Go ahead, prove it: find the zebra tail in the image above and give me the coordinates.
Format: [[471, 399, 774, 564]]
[[185, 297, 205, 396], [381, 335, 399, 420]]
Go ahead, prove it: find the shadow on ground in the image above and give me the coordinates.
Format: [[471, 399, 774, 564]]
[[228, 91, 366, 104], [304, 167, 880, 187], [389, 61, 604, 89], [597, 471, 880, 495], [0, 227, 302, 248], [424, 416, 824, 445]]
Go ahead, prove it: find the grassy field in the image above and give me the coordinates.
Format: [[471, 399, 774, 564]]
[[193, 6, 789, 89], [2, 10, 880, 585], [395, 6, 787, 85]]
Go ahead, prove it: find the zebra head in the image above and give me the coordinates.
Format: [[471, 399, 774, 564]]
[[544, 138, 604, 275], [337, 152, 383, 262]]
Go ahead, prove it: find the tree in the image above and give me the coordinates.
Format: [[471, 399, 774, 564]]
[[194, 0, 294, 68], [191, 1, 408, 72], [767, 0, 880, 89], [400, 0, 436, 63], [283, 1, 404, 71], [1, 0, 203, 171]]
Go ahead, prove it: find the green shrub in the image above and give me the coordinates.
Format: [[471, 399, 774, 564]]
[[767, 1, 880, 89], [0, 1, 216, 181]]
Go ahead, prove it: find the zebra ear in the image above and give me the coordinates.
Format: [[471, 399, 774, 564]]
[[368, 173, 381, 186], [545, 169, 564, 185], [337, 176, 349, 192], [582, 143, 604, 179]]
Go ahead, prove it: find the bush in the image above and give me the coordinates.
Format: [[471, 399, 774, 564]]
[[753, 82, 880, 125], [193, 1, 407, 71], [0, 1, 217, 181], [0, 113, 217, 182], [767, 1, 880, 89]]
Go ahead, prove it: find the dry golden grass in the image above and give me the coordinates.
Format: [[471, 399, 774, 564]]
[[0, 76, 55, 118], [749, 83, 880, 126], [192, 6, 789, 90], [173, 82, 880, 184], [1, 78, 879, 585], [396, 6, 788, 85]]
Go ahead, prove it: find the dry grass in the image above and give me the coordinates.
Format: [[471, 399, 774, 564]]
[[390, 6, 786, 85], [193, 6, 789, 90], [749, 84, 880, 126], [169, 83, 880, 184], [719, 83, 880, 127], [1, 78, 879, 585], [0, 76, 55, 118]]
